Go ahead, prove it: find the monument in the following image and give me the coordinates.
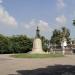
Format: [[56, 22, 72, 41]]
[[61, 37, 67, 55], [31, 26, 44, 54]]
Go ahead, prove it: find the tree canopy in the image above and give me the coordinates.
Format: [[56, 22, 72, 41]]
[[0, 34, 33, 54], [73, 20, 75, 26], [0, 27, 71, 54], [50, 27, 70, 45]]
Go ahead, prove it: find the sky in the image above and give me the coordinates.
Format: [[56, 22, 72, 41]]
[[0, 0, 75, 39]]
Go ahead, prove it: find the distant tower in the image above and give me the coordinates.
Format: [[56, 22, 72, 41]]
[[31, 26, 44, 54]]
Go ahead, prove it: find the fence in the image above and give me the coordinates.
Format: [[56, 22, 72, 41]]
[[48, 44, 75, 54]]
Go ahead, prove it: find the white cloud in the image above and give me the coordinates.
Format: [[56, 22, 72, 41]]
[[57, 0, 65, 9], [73, 11, 75, 18], [0, 6, 18, 27], [38, 20, 54, 32], [24, 20, 53, 32], [56, 0, 67, 28], [24, 24, 30, 29], [37, 20, 49, 31], [0, 0, 3, 3], [24, 19, 35, 29], [56, 15, 67, 27]]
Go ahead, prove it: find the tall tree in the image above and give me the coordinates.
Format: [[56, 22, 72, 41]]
[[50, 27, 70, 45], [50, 29, 61, 45], [73, 20, 75, 26], [41, 36, 49, 52], [10, 35, 33, 53], [0, 34, 11, 54], [61, 27, 70, 43]]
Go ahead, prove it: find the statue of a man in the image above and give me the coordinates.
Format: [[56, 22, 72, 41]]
[[36, 26, 40, 38]]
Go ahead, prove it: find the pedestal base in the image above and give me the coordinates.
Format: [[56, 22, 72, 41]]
[[31, 38, 45, 54], [31, 49, 45, 54]]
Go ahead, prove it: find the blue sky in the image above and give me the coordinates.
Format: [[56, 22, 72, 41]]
[[0, 0, 75, 39]]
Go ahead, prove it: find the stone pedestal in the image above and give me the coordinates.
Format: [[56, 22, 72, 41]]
[[31, 38, 44, 54]]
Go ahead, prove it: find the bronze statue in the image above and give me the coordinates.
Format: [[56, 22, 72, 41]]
[[36, 26, 40, 38]]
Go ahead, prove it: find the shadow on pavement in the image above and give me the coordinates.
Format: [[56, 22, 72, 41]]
[[9, 64, 75, 75]]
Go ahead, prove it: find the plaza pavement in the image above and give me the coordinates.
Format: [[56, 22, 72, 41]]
[[0, 54, 75, 75]]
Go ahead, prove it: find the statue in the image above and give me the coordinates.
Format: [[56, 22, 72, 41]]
[[36, 26, 40, 38], [31, 26, 44, 54]]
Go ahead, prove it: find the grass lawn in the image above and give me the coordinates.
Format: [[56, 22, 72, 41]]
[[11, 53, 64, 58]]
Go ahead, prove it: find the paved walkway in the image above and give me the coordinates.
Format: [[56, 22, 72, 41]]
[[0, 54, 75, 75]]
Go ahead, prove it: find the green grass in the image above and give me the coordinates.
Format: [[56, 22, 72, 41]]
[[11, 53, 64, 58]]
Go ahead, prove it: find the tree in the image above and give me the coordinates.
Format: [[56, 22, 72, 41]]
[[0, 34, 11, 54], [10, 35, 33, 53], [73, 20, 75, 26], [41, 36, 49, 52], [61, 27, 70, 44], [61, 27, 70, 38], [50, 29, 61, 45], [50, 27, 70, 45]]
